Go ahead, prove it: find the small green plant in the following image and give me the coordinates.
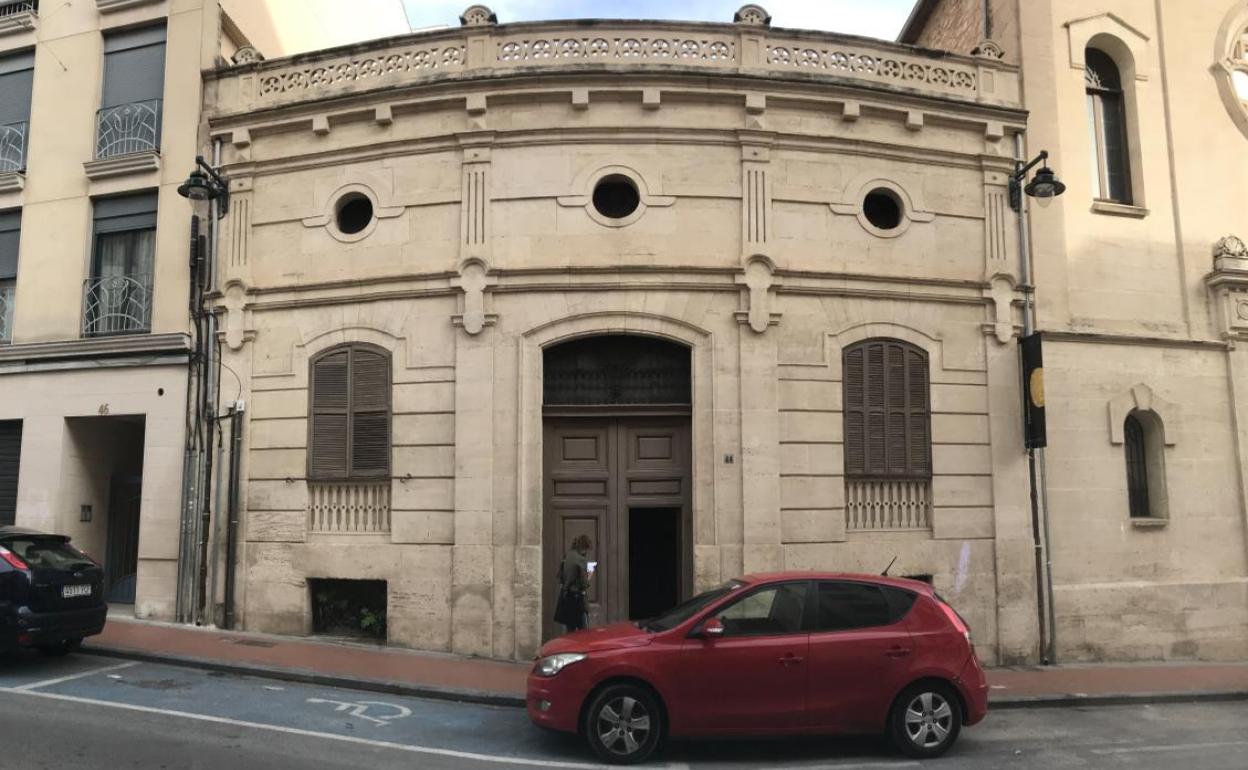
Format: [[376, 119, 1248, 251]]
[[360, 606, 386, 639]]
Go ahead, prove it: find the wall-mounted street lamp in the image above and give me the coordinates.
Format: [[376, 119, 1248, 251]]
[[1010, 144, 1064, 667], [177, 156, 229, 216], [1009, 150, 1066, 211]]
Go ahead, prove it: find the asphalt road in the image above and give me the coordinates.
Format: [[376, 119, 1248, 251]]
[[1, 652, 1247, 769]]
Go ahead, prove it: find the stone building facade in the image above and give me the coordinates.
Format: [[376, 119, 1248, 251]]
[[904, 0, 1248, 661], [0, 0, 372, 624], [201, 5, 1047, 663]]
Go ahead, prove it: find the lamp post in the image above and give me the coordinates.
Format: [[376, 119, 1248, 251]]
[[1010, 144, 1066, 665], [174, 154, 228, 626]]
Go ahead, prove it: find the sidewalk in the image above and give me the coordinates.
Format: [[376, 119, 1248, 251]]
[[85, 616, 1248, 709]]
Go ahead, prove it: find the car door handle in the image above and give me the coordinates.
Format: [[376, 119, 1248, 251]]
[[885, 646, 911, 658], [778, 654, 804, 666]]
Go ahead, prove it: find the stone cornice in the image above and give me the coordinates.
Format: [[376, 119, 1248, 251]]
[[205, 17, 1021, 116], [0, 332, 191, 364], [0, 3, 37, 38], [219, 265, 1002, 314], [83, 151, 161, 181], [1039, 329, 1228, 351], [95, 0, 162, 12]]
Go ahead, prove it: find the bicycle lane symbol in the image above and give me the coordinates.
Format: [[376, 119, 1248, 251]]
[[306, 697, 413, 727]]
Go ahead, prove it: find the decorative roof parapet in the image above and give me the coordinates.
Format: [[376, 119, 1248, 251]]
[[213, 19, 1020, 113], [1214, 234, 1248, 261], [734, 5, 771, 27], [971, 39, 1005, 60], [460, 5, 497, 27]]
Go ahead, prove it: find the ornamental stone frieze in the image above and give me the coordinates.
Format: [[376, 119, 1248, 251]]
[[1206, 234, 1248, 341], [211, 15, 1019, 113]]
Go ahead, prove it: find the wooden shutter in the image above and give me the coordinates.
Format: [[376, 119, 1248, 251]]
[[308, 345, 391, 479], [310, 350, 350, 478], [350, 348, 391, 477], [843, 339, 930, 479], [844, 347, 865, 475]]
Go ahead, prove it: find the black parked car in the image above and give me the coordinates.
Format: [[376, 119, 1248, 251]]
[[1, 527, 107, 656]]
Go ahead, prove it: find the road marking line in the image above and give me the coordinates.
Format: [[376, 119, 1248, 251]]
[[1091, 740, 1248, 755], [11, 661, 139, 691], [0, 687, 609, 768]]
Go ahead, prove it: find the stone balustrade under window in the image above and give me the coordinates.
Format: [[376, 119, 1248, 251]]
[[307, 479, 392, 534], [845, 478, 932, 531]]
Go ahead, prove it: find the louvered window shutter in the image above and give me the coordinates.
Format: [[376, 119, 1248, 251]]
[[843, 339, 931, 479], [309, 345, 391, 479], [310, 350, 350, 478], [350, 348, 391, 477]]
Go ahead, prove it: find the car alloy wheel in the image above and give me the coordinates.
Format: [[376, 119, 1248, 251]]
[[584, 683, 662, 764], [889, 682, 962, 758]]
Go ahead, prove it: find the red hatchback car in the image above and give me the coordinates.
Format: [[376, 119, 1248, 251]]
[[528, 572, 988, 764]]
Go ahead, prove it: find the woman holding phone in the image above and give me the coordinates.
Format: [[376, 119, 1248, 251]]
[[554, 535, 593, 633]]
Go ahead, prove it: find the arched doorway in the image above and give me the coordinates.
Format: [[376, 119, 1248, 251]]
[[542, 335, 692, 639]]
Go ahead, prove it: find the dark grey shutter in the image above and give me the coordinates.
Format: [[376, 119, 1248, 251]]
[[102, 26, 166, 108], [310, 350, 349, 478], [0, 420, 21, 526], [93, 192, 158, 234], [349, 348, 391, 476], [0, 51, 34, 126], [0, 209, 19, 280], [844, 339, 930, 479]]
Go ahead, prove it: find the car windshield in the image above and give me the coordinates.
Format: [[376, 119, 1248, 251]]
[[3, 538, 95, 571], [640, 580, 744, 632]]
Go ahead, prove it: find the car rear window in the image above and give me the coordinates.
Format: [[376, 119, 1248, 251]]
[[814, 581, 917, 631], [2, 538, 94, 571]]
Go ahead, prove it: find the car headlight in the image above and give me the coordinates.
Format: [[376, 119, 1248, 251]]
[[535, 653, 587, 677]]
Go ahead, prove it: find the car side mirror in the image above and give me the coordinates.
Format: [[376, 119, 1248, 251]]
[[702, 617, 725, 638]]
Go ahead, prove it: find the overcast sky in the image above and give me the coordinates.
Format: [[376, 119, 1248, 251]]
[[401, 1, 916, 40]]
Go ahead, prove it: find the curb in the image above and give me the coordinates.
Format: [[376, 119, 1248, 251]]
[[82, 644, 1248, 713], [81, 644, 528, 709], [989, 689, 1248, 709]]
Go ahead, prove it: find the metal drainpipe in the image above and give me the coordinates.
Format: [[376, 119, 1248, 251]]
[[224, 404, 243, 630], [1014, 132, 1057, 664], [203, 139, 225, 623]]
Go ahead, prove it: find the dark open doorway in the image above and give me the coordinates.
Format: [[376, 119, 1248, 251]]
[[628, 507, 681, 620]]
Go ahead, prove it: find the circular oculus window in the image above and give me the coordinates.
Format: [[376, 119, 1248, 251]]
[[591, 175, 641, 220], [863, 188, 903, 231], [335, 193, 375, 236]]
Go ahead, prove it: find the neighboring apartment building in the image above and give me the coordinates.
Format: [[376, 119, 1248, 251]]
[[0, 0, 389, 622], [902, 0, 1248, 661], [200, 4, 1046, 663]]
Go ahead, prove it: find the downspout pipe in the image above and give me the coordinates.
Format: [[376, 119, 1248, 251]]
[[224, 403, 243, 630], [1014, 132, 1057, 664]]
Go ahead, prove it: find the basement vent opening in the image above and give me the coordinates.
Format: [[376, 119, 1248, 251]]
[[309, 578, 387, 641]]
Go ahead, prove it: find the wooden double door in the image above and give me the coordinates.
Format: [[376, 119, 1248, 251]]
[[543, 416, 692, 639]]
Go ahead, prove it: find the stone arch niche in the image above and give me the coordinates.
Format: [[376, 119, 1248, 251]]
[[513, 313, 717, 656]]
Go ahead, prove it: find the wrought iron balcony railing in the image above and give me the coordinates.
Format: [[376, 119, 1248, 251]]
[[0, 1, 38, 20], [0, 283, 14, 344], [0, 121, 27, 173], [95, 99, 162, 159], [82, 274, 152, 337]]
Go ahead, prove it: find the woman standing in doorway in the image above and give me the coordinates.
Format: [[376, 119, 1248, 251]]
[[555, 535, 593, 633]]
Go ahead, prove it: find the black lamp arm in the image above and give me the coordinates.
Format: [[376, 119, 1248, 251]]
[[195, 155, 230, 216], [1012, 150, 1049, 181]]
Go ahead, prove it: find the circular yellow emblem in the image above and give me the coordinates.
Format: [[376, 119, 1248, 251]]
[[1029, 368, 1045, 408]]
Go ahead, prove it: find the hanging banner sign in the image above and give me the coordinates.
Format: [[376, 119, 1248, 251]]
[[1020, 333, 1046, 448]]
